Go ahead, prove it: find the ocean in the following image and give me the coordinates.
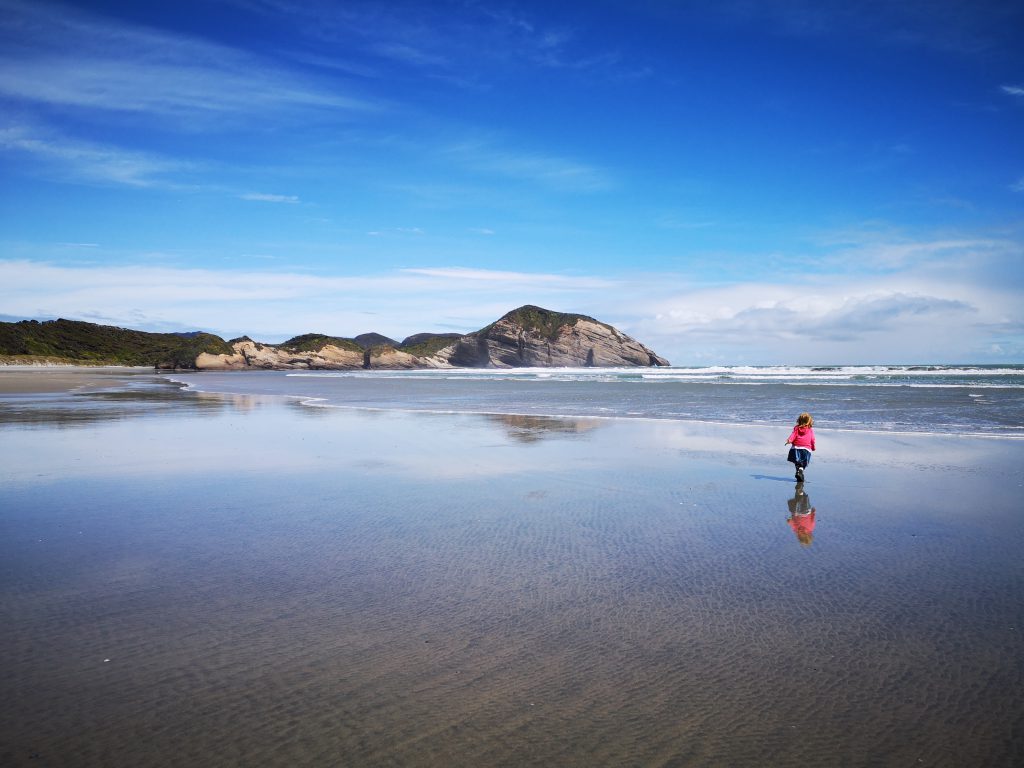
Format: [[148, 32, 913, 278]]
[[167, 364, 1024, 437]]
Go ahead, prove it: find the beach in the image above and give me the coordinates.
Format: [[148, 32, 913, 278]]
[[1, 368, 1022, 767]]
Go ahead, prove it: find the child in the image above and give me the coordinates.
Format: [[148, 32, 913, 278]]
[[785, 412, 816, 482]]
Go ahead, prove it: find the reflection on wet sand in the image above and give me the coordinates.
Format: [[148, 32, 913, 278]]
[[787, 483, 817, 546], [486, 413, 604, 443], [3, 370, 1024, 767], [0, 376, 276, 428]]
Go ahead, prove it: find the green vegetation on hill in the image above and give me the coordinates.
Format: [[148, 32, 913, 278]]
[[354, 332, 399, 349], [398, 333, 462, 357], [280, 334, 364, 353], [0, 319, 233, 368], [481, 305, 607, 341]]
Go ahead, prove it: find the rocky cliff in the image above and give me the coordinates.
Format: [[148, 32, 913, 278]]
[[194, 305, 668, 370], [443, 306, 669, 368]]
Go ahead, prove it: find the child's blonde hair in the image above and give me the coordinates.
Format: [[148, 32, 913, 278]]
[[796, 412, 813, 427]]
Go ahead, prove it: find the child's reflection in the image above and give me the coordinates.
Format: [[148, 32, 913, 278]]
[[787, 484, 816, 547]]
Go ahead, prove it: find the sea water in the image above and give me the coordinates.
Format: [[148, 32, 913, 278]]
[[167, 365, 1024, 437]]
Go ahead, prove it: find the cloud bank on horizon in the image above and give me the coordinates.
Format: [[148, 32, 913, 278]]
[[1, 0, 1022, 364]]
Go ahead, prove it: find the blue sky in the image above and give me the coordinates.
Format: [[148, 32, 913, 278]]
[[1, 0, 1022, 364]]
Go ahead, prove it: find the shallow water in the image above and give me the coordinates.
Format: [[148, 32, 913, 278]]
[[1, 375, 1023, 766], [168, 366, 1024, 437]]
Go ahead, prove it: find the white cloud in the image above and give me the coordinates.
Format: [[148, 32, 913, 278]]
[[661, 291, 974, 343], [628, 272, 1019, 364], [1001, 84, 1024, 97], [240, 192, 300, 204], [1, 229, 1020, 364]]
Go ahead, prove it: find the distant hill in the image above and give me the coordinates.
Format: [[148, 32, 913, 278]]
[[354, 332, 399, 349], [0, 306, 669, 369], [401, 332, 462, 347], [446, 305, 668, 368], [0, 318, 234, 368], [279, 333, 363, 353]]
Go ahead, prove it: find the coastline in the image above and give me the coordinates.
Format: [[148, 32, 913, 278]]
[[2, 367, 1023, 766]]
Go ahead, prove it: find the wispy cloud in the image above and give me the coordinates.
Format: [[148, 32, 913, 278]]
[[0, 124, 194, 187], [240, 192, 300, 204], [443, 140, 612, 192], [1001, 84, 1024, 97], [703, 0, 1023, 57], [401, 267, 613, 288], [0, 0, 375, 124], [222, 0, 643, 83], [367, 227, 425, 237], [811, 228, 1011, 272]]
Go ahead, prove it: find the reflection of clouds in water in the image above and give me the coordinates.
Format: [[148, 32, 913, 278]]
[[639, 418, 1018, 471], [1, 398, 602, 484], [6, 374, 1021, 495]]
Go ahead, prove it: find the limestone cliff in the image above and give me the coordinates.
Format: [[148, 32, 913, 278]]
[[196, 336, 364, 371], [366, 345, 450, 370]]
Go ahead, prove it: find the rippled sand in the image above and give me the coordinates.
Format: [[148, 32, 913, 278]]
[[1, 372, 1022, 766]]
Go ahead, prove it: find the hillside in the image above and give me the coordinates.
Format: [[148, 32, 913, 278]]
[[0, 319, 234, 368]]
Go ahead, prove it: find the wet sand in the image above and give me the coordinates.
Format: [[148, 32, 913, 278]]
[[1, 370, 1022, 766], [0, 366, 153, 394]]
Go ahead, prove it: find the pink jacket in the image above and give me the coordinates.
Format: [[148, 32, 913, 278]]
[[787, 425, 816, 451]]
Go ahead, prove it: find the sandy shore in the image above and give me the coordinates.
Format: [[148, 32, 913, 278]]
[[0, 366, 154, 394], [1, 371, 1022, 767]]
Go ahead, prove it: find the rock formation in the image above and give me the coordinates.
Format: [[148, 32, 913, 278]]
[[191, 306, 669, 370], [442, 306, 669, 368]]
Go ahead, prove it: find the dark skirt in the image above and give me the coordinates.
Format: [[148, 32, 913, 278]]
[[787, 448, 812, 468]]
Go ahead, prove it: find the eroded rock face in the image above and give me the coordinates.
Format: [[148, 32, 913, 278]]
[[196, 340, 364, 370], [438, 316, 669, 368], [367, 346, 451, 370], [194, 351, 247, 370]]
